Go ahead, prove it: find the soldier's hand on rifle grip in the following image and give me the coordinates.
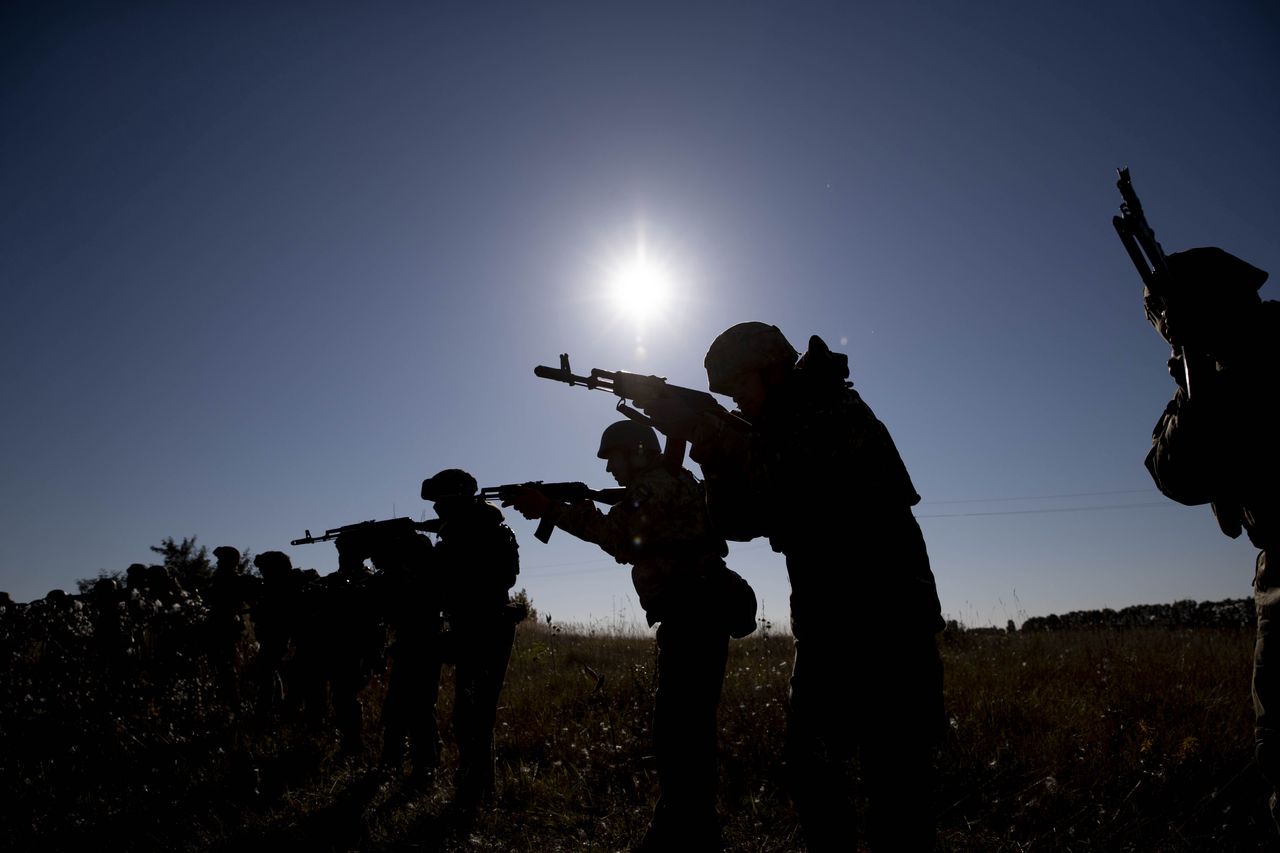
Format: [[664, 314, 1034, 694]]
[[686, 411, 749, 467], [640, 396, 698, 437], [506, 486, 551, 520]]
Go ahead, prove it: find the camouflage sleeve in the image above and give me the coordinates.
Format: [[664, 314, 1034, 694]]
[[554, 499, 631, 563], [1144, 389, 1221, 507], [555, 473, 717, 563]]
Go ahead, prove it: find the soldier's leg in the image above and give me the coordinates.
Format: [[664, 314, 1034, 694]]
[[1253, 549, 1280, 830], [453, 619, 515, 805], [643, 619, 729, 849], [381, 648, 409, 768], [860, 632, 943, 852], [785, 631, 859, 853], [332, 658, 366, 756], [408, 642, 445, 776]]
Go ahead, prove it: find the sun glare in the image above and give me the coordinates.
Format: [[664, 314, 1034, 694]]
[[607, 252, 673, 323]]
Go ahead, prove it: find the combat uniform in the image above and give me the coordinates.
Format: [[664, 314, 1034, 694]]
[[693, 334, 944, 852], [1145, 299, 1280, 810], [292, 555, 383, 755], [373, 531, 445, 777], [552, 464, 750, 849], [433, 500, 521, 806]]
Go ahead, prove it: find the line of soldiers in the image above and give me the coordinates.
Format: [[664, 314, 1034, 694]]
[[4, 465, 527, 814], [243, 466, 524, 809]]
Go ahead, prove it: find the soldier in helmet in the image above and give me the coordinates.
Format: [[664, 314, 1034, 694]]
[[290, 535, 384, 756], [208, 546, 258, 710], [647, 322, 944, 852], [420, 468, 522, 811], [250, 550, 299, 713], [368, 520, 444, 785], [507, 421, 757, 851], [1142, 247, 1279, 828]]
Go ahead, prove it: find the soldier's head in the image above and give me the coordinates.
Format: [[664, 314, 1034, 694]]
[[92, 577, 119, 600], [213, 546, 242, 575], [254, 550, 293, 582], [597, 420, 661, 486], [704, 322, 798, 418], [126, 563, 148, 589], [421, 468, 478, 519], [1146, 247, 1268, 353]]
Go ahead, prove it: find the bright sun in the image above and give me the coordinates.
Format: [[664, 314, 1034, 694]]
[[607, 251, 673, 323]]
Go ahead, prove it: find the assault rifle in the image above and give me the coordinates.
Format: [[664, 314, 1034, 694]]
[[291, 516, 443, 547], [480, 481, 627, 543], [534, 354, 749, 465], [1112, 167, 1195, 396]]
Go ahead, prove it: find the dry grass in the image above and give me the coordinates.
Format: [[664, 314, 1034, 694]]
[[3, 616, 1277, 851]]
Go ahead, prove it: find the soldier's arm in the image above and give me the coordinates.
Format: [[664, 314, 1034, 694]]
[[555, 497, 641, 562], [1144, 389, 1225, 506]]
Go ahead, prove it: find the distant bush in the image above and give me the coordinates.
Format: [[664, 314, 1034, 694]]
[[1020, 597, 1253, 632]]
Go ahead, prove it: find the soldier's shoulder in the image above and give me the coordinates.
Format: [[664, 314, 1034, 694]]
[[631, 467, 707, 509]]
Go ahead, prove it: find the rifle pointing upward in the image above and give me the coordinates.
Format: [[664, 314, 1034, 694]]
[[1112, 167, 1194, 396], [534, 354, 749, 467], [480, 481, 626, 543], [1112, 167, 1169, 288]]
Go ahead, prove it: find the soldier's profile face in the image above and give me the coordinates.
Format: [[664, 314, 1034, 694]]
[[725, 370, 769, 419], [604, 450, 634, 487]]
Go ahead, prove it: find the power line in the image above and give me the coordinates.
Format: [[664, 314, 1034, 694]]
[[917, 501, 1170, 519], [516, 492, 1181, 580], [919, 488, 1159, 505]]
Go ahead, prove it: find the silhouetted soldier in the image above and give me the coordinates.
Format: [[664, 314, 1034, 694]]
[[1142, 248, 1279, 828], [313, 536, 385, 756], [660, 322, 944, 852], [368, 524, 444, 783], [420, 468, 521, 811], [89, 577, 132, 681], [208, 546, 257, 712], [250, 551, 299, 713], [508, 422, 756, 850]]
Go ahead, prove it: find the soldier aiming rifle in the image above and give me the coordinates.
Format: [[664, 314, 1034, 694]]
[[1118, 168, 1280, 833], [534, 354, 750, 466], [291, 516, 442, 547], [479, 481, 626, 542]]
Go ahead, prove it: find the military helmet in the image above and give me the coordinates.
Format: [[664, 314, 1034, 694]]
[[421, 468, 479, 501], [1166, 247, 1268, 295], [597, 420, 661, 459], [1144, 247, 1268, 344], [254, 550, 293, 578], [704, 322, 799, 394], [213, 546, 241, 565]]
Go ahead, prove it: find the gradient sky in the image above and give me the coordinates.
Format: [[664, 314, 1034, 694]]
[[3, 2, 1277, 629]]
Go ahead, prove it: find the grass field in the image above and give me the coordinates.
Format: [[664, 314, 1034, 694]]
[[5, 617, 1278, 851]]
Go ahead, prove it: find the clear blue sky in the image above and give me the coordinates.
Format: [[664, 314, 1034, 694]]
[[3, 2, 1277, 628]]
